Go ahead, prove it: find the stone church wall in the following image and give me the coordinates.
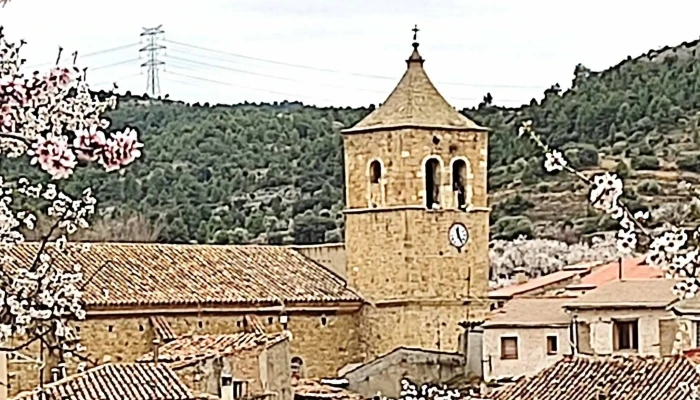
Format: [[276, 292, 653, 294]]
[[6, 311, 361, 397]]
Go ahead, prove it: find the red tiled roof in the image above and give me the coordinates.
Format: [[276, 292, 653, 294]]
[[578, 256, 662, 286], [482, 297, 573, 328], [150, 316, 178, 342], [138, 331, 290, 370], [489, 268, 589, 299], [563, 279, 678, 309], [12, 363, 196, 400], [1, 243, 362, 308], [489, 257, 663, 300], [293, 379, 361, 400], [492, 355, 699, 400]]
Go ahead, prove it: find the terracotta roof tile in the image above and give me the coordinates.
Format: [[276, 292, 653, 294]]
[[488, 269, 587, 299], [150, 316, 178, 342], [482, 297, 573, 328], [492, 355, 700, 400], [293, 379, 361, 400], [1, 243, 362, 308], [342, 43, 485, 134], [489, 257, 663, 300], [563, 279, 678, 309], [12, 363, 196, 400], [578, 256, 662, 286], [138, 331, 290, 370]]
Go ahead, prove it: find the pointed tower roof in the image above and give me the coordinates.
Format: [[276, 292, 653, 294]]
[[343, 37, 486, 134]]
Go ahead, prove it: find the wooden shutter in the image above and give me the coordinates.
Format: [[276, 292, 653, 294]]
[[577, 321, 593, 355]]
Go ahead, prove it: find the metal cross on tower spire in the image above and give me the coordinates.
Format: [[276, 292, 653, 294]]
[[139, 25, 166, 97], [412, 24, 420, 42]]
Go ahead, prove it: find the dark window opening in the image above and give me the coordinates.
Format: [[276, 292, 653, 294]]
[[369, 160, 382, 184], [268, 317, 274, 325], [452, 159, 468, 210], [425, 158, 441, 209], [432, 136, 440, 145], [614, 320, 639, 351], [321, 316, 327, 326], [291, 356, 304, 378], [547, 335, 558, 355], [108, 325, 113, 333], [198, 321, 203, 329], [500, 337, 518, 360]]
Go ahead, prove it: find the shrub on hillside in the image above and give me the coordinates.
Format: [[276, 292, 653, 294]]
[[637, 179, 662, 195], [576, 144, 600, 167], [613, 132, 628, 142], [491, 216, 534, 240], [615, 161, 630, 178], [677, 154, 700, 173], [631, 155, 660, 170], [612, 141, 628, 155]]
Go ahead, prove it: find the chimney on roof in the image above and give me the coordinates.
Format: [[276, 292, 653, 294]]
[[221, 372, 234, 400], [152, 338, 160, 366], [513, 267, 528, 284], [618, 257, 623, 280]]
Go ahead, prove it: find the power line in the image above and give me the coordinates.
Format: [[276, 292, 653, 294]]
[[165, 55, 387, 94], [165, 57, 518, 104], [140, 25, 166, 97], [163, 38, 546, 90], [163, 70, 332, 102], [82, 43, 141, 58], [91, 73, 143, 88], [24, 42, 141, 69], [91, 58, 140, 71]]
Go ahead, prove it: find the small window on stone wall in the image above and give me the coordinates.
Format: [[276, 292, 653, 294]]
[[546, 335, 558, 355], [500, 337, 518, 360], [291, 356, 304, 378], [369, 160, 382, 184], [424, 157, 441, 209], [451, 159, 468, 210]]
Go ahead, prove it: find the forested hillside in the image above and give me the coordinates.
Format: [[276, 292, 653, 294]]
[[9, 38, 700, 244]]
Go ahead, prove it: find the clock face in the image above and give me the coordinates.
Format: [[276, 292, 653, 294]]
[[448, 223, 469, 249]]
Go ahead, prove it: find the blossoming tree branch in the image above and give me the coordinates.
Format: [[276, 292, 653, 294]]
[[519, 120, 698, 300], [0, 25, 142, 365]]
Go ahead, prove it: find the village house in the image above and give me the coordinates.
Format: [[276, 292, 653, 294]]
[[2, 33, 492, 397], [490, 354, 700, 400], [481, 297, 573, 380], [565, 279, 677, 356]]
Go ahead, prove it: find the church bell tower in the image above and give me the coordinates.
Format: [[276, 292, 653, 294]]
[[342, 29, 490, 359]]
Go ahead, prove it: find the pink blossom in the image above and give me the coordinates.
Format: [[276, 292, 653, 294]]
[[99, 128, 143, 172], [29, 134, 77, 179], [73, 125, 106, 161]]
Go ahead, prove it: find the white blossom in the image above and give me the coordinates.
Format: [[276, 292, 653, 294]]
[[0, 27, 141, 359], [544, 149, 567, 172]]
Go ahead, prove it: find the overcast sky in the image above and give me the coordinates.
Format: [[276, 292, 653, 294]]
[[3, 1, 700, 109]]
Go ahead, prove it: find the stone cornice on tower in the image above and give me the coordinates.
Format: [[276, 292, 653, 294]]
[[342, 41, 488, 134]]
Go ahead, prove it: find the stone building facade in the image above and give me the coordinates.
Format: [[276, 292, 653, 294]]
[[2, 37, 490, 397]]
